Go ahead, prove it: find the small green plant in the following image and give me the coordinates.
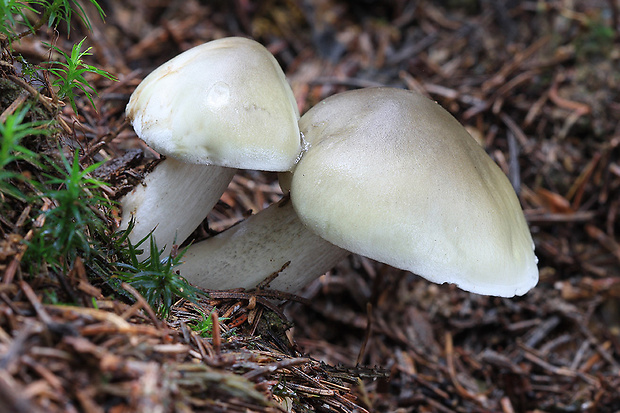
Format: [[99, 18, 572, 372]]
[[1, 0, 105, 42], [2, 1, 124, 289], [0, 106, 51, 201], [190, 309, 218, 338], [114, 232, 204, 318], [45, 37, 117, 114], [0, 0, 40, 39], [40, 0, 105, 34], [189, 308, 231, 338], [25, 150, 110, 269], [574, 15, 615, 60], [42, 288, 60, 304]]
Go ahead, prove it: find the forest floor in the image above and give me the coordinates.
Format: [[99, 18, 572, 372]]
[[1, 1, 619, 412]]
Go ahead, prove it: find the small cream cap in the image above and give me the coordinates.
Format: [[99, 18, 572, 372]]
[[126, 37, 301, 171]]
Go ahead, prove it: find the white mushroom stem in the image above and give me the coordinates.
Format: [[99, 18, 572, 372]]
[[119, 157, 236, 259], [176, 198, 349, 294]]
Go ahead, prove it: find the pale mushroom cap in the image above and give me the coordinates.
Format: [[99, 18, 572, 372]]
[[291, 88, 539, 297], [126, 37, 301, 171]]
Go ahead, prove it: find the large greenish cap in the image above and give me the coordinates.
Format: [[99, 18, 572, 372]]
[[126, 37, 301, 171], [291, 87, 538, 297]]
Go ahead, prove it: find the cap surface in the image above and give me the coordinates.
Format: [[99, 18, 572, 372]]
[[126, 37, 301, 171], [291, 87, 538, 297]]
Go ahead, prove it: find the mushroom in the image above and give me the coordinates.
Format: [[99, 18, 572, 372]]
[[177, 87, 539, 297], [120, 37, 302, 257]]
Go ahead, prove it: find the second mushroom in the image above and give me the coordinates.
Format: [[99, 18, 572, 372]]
[[176, 87, 539, 298]]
